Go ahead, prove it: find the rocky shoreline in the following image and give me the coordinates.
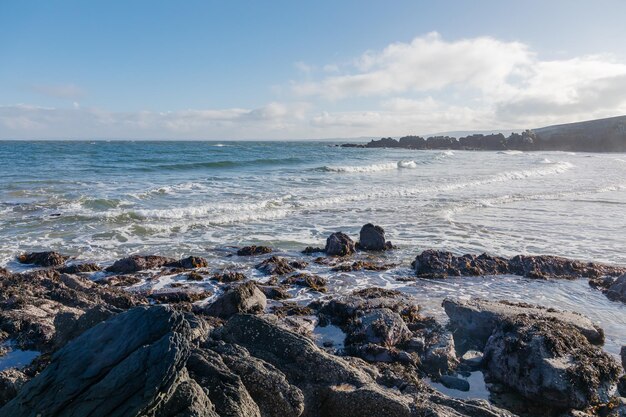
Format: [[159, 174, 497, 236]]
[[340, 115, 626, 152], [1, 224, 625, 417]]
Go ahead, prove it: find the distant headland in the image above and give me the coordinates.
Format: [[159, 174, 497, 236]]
[[341, 115, 626, 152]]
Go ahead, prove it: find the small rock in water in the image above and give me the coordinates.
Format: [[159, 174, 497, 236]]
[[439, 375, 470, 392], [358, 223, 392, 251], [186, 271, 204, 281], [167, 256, 208, 269], [105, 255, 175, 274], [282, 273, 328, 292], [460, 350, 484, 369], [302, 246, 324, 254], [237, 245, 273, 256], [212, 271, 246, 283], [255, 256, 295, 275], [202, 281, 266, 318], [18, 251, 69, 267], [325, 232, 356, 256]]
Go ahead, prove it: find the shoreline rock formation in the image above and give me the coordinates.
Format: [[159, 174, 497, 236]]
[[2, 236, 626, 416], [341, 115, 626, 152]]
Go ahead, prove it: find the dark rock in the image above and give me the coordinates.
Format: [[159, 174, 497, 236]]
[[606, 274, 626, 303], [105, 254, 176, 273], [52, 305, 118, 349], [258, 285, 292, 300], [237, 245, 273, 256], [167, 256, 209, 269], [0, 369, 28, 407], [213, 270, 246, 283], [325, 232, 356, 256], [149, 290, 212, 304], [289, 259, 309, 269], [422, 331, 459, 375], [96, 274, 142, 287], [346, 308, 411, 347], [56, 263, 102, 274], [622, 345, 626, 371], [270, 302, 314, 317], [0, 306, 196, 417], [484, 316, 621, 409], [302, 246, 325, 254], [440, 375, 470, 392], [413, 250, 626, 279], [331, 260, 396, 272], [0, 270, 142, 352], [18, 251, 69, 267], [282, 273, 328, 292], [208, 342, 305, 417], [619, 376, 626, 397], [203, 281, 266, 319], [255, 256, 295, 275], [443, 298, 605, 348], [461, 350, 484, 369], [358, 223, 390, 251], [186, 271, 204, 281], [320, 384, 412, 417]]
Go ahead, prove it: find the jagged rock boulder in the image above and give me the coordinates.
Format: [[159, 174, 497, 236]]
[[443, 298, 605, 348], [0, 270, 142, 352], [0, 306, 198, 417], [282, 273, 328, 292], [203, 281, 266, 319], [346, 308, 411, 347], [18, 251, 68, 267], [325, 232, 356, 256], [483, 316, 621, 409], [255, 256, 295, 275], [413, 250, 625, 279], [606, 274, 626, 303], [168, 256, 209, 269], [0, 369, 28, 407], [358, 223, 391, 251], [621, 346, 626, 371], [105, 254, 176, 273], [237, 246, 273, 256]]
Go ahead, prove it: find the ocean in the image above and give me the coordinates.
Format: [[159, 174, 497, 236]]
[[1, 140, 625, 354]]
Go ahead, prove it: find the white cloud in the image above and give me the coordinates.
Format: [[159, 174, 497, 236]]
[[4, 33, 626, 139]]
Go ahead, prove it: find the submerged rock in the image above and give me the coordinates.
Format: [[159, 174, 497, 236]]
[[237, 245, 273, 256], [326, 232, 356, 256], [203, 281, 266, 319], [413, 250, 626, 279], [483, 316, 620, 409], [358, 223, 392, 251], [443, 298, 605, 348], [331, 260, 396, 272], [18, 251, 69, 267], [105, 254, 176, 273]]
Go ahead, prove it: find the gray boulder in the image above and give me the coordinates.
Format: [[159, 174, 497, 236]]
[[443, 298, 605, 347], [203, 281, 266, 319], [325, 232, 356, 256], [1, 306, 196, 417], [607, 274, 626, 303], [484, 316, 621, 409], [18, 251, 69, 267], [358, 223, 391, 251], [347, 308, 411, 346]]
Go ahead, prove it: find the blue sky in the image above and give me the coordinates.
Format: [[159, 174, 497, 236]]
[[2, 0, 626, 139]]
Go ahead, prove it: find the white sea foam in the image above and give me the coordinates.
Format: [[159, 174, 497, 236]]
[[321, 160, 423, 173], [498, 150, 524, 155]]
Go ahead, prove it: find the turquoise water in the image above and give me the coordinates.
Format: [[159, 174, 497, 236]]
[[1, 140, 625, 354]]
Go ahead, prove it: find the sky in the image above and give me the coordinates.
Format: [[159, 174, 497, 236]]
[[1, 0, 626, 140]]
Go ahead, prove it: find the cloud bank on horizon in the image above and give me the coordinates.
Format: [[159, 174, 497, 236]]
[[2, 32, 626, 139]]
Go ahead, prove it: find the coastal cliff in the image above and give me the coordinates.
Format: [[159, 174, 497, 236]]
[[342, 115, 626, 152]]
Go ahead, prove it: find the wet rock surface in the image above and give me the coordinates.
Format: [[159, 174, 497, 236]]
[[255, 256, 296, 275], [413, 250, 625, 279], [202, 281, 267, 319], [326, 231, 356, 256], [483, 316, 620, 409], [358, 223, 392, 251], [237, 246, 273, 256], [106, 254, 176, 273], [443, 298, 605, 348], [18, 251, 69, 267], [590, 274, 626, 304]]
